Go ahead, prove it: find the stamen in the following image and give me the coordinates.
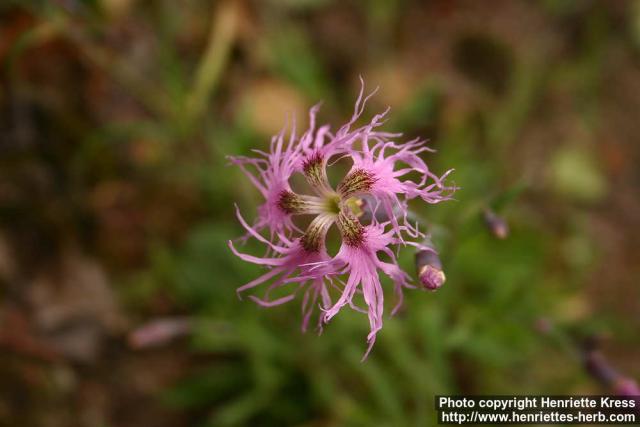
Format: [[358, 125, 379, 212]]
[[302, 152, 333, 195], [337, 169, 377, 198], [336, 211, 365, 247], [344, 197, 364, 218], [277, 190, 328, 215], [277, 190, 303, 214], [300, 213, 334, 252]]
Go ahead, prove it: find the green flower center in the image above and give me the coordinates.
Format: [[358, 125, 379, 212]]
[[283, 153, 374, 252], [324, 193, 342, 215]]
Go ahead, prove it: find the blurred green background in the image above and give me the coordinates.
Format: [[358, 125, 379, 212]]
[[1, 0, 639, 426]]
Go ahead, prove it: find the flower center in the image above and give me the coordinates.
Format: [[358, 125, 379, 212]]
[[296, 152, 369, 250], [324, 193, 341, 215]]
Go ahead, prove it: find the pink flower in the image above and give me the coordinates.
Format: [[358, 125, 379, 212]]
[[229, 205, 334, 332], [227, 117, 310, 240], [229, 81, 455, 358], [340, 137, 455, 240], [319, 216, 413, 358]]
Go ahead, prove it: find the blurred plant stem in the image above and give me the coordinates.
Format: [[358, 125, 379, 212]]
[[183, 0, 239, 128], [536, 319, 580, 361]]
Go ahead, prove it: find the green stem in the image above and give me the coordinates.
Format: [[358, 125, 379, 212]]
[[183, 0, 239, 125]]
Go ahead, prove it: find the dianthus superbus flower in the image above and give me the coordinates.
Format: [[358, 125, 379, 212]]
[[229, 81, 456, 358]]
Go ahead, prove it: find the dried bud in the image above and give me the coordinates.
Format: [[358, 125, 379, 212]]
[[584, 350, 618, 386], [483, 209, 509, 239], [415, 246, 445, 291], [533, 317, 553, 335], [614, 378, 640, 397], [128, 317, 192, 349], [582, 337, 640, 402]]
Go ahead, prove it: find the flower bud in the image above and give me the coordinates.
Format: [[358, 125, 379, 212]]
[[415, 246, 445, 291], [483, 209, 509, 239]]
